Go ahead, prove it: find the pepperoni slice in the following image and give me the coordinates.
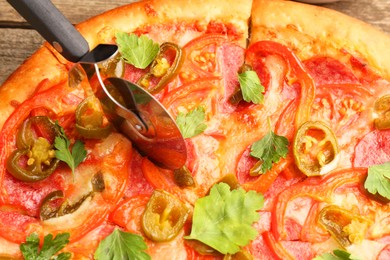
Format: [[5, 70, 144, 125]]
[[303, 57, 359, 86], [353, 129, 390, 167]]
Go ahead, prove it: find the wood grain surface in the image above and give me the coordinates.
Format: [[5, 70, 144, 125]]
[[0, 0, 389, 85]]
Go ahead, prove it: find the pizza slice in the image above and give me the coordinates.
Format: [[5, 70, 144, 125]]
[[241, 0, 390, 259]]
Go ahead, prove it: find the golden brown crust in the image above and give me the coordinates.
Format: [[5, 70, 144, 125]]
[[76, 0, 252, 47], [251, 0, 390, 80]]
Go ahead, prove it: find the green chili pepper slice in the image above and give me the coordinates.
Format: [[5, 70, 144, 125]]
[[7, 116, 60, 182], [218, 174, 241, 190], [40, 190, 65, 220], [39, 172, 105, 221], [75, 96, 112, 139], [99, 54, 125, 78], [174, 165, 195, 188], [293, 121, 339, 176], [224, 249, 254, 260], [318, 205, 369, 248], [374, 95, 390, 130], [138, 42, 183, 94], [142, 189, 189, 242]]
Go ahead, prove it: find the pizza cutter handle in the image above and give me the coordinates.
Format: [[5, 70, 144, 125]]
[[6, 0, 89, 62]]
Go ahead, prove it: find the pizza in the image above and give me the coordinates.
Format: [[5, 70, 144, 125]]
[[1, 0, 390, 259]]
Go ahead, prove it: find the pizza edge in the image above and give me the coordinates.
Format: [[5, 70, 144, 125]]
[[251, 0, 390, 80]]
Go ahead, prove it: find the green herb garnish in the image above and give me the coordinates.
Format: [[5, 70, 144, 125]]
[[94, 228, 151, 260], [54, 123, 87, 176], [250, 118, 289, 173], [185, 182, 263, 254], [20, 232, 71, 260], [176, 106, 207, 138], [238, 70, 265, 104], [115, 32, 160, 69], [365, 161, 390, 200]]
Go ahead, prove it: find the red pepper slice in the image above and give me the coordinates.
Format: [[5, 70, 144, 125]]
[[245, 41, 315, 130]]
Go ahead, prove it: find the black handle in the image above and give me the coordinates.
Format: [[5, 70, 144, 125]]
[[7, 0, 89, 62]]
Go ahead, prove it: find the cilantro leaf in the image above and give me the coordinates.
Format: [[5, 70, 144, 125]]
[[250, 120, 289, 173], [185, 182, 264, 254], [365, 162, 390, 199], [94, 228, 151, 260], [116, 32, 160, 69], [54, 124, 87, 176], [238, 70, 265, 104], [176, 106, 207, 138], [20, 232, 71, 260]]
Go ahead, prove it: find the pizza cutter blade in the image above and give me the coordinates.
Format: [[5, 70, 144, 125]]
[[7, 0, 187, 170]]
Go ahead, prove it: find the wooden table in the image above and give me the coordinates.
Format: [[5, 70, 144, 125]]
[[0, 0, 389, 85]]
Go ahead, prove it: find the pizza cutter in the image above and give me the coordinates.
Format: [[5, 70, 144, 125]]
[[7, 0, 187, 170]]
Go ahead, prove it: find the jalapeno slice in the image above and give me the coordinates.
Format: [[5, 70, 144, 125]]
[[318, 205, 369, 248], [99, 54, 125, 78], [374, 95, 390, 130], [39, 172, 105, 221], [142, 189, 189, 242], [40, 190, 65, 220], [6, 116, 60, 182], [218, 174, 240, 190], [138, 42, 183, 94], [75, 96, 112, 139], [174, 165, 195, 188], [293, 121, 339, 176], [224, 249, 254, 260]]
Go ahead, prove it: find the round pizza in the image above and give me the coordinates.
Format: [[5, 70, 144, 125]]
[[1, 0, 390, 259]]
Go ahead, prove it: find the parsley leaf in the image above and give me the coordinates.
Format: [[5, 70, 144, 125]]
[[185, 182, 264, 254], [238, 70, 265, 104], [364, 162, 390, 199], [54, 124, 87, 176], [20, 232, 71, 260], [94, 228, 151, 260], [176, 106, 207, 138], [115, 32, 160, 69], [250, 119, 289, 173]]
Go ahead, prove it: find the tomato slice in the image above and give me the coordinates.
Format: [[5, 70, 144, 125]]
[[179, 34, 231, 83], [161, 77, 220, 117]]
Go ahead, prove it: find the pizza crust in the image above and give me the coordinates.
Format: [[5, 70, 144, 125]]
[[76, 0, 252, 48], [251, 0, 390, 80]]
